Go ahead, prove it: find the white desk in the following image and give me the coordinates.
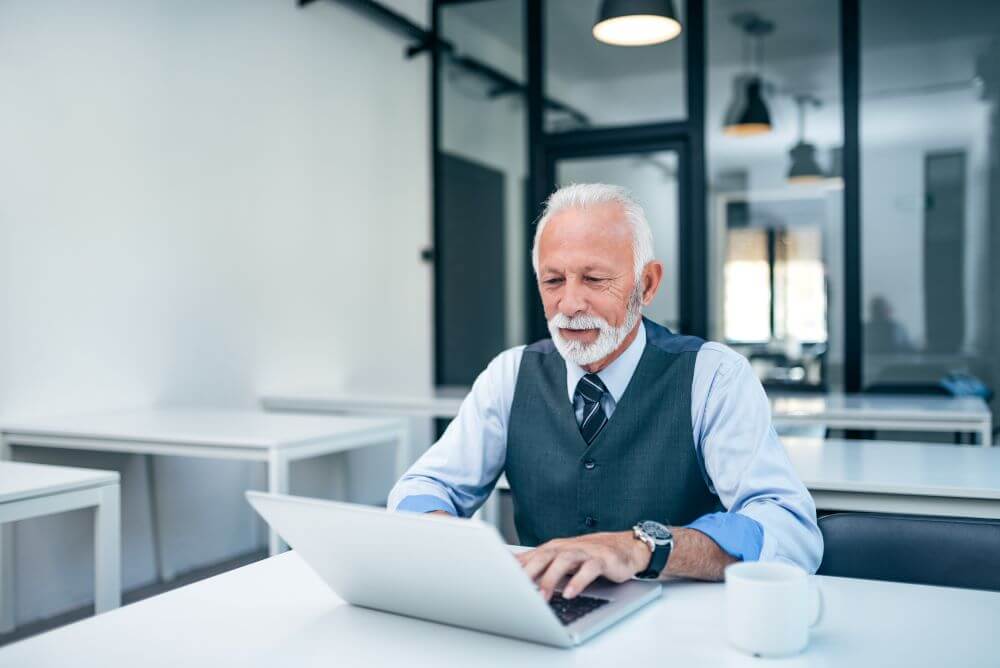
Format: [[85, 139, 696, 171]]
[[0, 462, 120, 634], [1, 550, 997, 667], [771, 393, 993, 445], [261, 387, 468, 419], [493, 436, 1000, 521], [264, 389, 994, 446], [0, 409, 409, 563], [784, 436, 1000, 518]]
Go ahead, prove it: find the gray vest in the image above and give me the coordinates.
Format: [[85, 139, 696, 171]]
[[504, 318, 722, 546]]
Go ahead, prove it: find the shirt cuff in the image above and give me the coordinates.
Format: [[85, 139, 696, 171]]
[[395, 494, 457, 516], [685, 512, 764, 561]]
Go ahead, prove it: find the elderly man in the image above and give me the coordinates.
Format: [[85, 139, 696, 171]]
[[389, 183, 822, 600]]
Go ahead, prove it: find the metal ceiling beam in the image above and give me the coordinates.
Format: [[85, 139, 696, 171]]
[[300, 0, 590, 125]]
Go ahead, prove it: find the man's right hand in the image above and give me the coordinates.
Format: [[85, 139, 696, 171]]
[[429, 510, 453, 517]]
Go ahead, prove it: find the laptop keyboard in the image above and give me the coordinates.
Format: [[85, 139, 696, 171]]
[[548, 592, 610, 626]]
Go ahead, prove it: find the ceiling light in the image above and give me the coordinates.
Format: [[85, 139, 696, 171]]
[[593, 0, 682, 46], [724, 77, 772, 136], [787, 95, 825, 183], [723, 12, 774, 137]]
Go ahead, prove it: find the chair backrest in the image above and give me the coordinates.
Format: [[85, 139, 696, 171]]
[[817, 513, 1000, 591]]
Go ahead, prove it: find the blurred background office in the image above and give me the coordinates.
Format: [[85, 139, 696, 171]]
[[1, 0, 998, 644]]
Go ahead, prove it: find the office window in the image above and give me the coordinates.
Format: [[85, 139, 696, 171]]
[[860, 0, 1000, 395], [544, 0, 686, 132], [707, 0, 842, 389]]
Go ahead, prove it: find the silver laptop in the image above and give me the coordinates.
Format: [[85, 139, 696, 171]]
[[246, 491, 661, 648]]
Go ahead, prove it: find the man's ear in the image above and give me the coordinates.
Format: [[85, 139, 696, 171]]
[[641, 261, 664, 305]]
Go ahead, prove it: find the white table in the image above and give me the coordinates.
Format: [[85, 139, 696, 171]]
[[771, 393, 993, 445], [784, 436, 1000, 518], [0, 462, 120, 634], [492, 436, 1000, 522], [0, 409, 409, 564], [261, 387, 468, 419], [264, 389, 994, 446], [1, 550, 997, 667]]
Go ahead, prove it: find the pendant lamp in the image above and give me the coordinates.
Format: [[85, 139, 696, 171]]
[[724, 76, 771, 136], [723, 13, 774, 137], [593, 0, 682, 46], [787, 95, 825, 184]]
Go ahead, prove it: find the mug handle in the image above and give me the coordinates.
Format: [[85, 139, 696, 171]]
[[810, 581, 825, 628]]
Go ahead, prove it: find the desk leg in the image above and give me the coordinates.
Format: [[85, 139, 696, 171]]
[[981, 421, 993, 447], [477, 490, 501, 528], [267, 451, 290, 555], [394, 426, 413, 480], [94, 483, 121, 614], [0, 436, 13, 633], [144, 455, 172, 582]]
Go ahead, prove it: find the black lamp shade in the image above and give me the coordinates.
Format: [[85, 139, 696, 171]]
[[724, 77, 772, 136], [593, 0, 682, 46], [787, 141, 825, 183]]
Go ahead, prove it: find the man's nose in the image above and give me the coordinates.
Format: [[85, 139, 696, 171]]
[[559, 280, 587, 317]]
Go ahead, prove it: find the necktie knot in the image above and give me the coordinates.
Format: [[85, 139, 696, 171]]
[[575, 373, 607, 405]]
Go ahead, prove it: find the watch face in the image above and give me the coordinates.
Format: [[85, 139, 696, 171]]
[[640, 521, 672, 542]]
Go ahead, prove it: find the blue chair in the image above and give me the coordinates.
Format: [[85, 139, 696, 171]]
[[817, 513, 1000, 592]]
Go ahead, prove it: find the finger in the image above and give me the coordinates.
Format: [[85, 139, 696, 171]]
[[538, 551, 585, 599], [514, 550, 533, 566], [520, 549, 557, 582], [562, 559, 603, 599]]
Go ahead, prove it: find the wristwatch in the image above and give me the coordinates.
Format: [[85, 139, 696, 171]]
[[632, 520, 674, 580]]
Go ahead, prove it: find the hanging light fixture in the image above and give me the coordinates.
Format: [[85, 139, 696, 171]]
[[787, 95, 825, 184], [723, 12, 774, 137], [593, 0, 682, 46], [826, 146, 844, 188]]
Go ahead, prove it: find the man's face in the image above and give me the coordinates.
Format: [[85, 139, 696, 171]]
[[537, 202, 639, 360]]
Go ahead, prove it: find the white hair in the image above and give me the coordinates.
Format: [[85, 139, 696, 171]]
[[531, 183, 655, 286]]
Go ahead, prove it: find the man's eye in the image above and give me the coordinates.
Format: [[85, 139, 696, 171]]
[[544, 278, 564, 285], [584, 276, 605, 283]]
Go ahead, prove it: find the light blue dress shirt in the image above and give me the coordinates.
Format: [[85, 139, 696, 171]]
[[388, 324, 823, 572]]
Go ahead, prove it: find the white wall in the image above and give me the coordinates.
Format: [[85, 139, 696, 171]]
[[0, 0, 430, 625]]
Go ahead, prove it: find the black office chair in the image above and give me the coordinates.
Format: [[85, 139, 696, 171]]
[[817, 513, 1000, 592]]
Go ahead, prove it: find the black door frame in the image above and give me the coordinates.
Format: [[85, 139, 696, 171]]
[[538, 134, 692, 335]]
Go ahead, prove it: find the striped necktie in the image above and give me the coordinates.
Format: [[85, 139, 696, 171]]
[[575, 373, 609, 445]]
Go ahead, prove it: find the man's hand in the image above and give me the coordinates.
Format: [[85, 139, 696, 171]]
[[515, 531, 651, 600], [516, 528, 738, 599]]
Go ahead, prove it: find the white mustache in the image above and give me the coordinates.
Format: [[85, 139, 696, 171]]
[[548, 313, 609, 331]]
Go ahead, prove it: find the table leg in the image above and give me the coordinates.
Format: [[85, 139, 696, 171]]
[[94, 483, 121, 614], [267, 450, 290, 555], [981, 421, 992, 447], [144, 454, 171, 581], [0, 436, 13, 633], [477, 490, 501, 528], [393, 426, 413, 480]]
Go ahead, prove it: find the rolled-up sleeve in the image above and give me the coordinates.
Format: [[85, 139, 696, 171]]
[[691, 344, 824, 573], [387, 347, 521, 518]]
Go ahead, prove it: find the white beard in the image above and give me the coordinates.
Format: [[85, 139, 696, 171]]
[[547, 287, 643, 367]]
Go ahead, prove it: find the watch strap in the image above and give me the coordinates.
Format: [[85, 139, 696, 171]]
[[636, 536, 672, 579]]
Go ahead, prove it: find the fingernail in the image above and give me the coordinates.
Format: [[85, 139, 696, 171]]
[[563, 587, 575, 598]]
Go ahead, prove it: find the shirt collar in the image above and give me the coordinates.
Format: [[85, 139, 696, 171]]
[[564, 320, 647, 405]]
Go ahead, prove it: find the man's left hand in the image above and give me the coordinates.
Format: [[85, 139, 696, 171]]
[[515, 532, 651, 600]]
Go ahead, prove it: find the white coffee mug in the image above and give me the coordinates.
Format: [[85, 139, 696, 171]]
[[724, 561, 823, 658]]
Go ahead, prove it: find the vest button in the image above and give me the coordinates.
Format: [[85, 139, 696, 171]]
[[583, 459, 596, 470], [584, 516, 596, 528]]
